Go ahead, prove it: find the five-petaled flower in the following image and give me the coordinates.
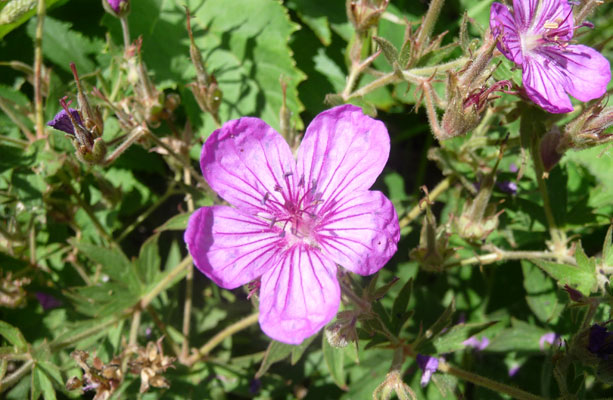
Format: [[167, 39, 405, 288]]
[[490, 0, 611, 113], [184, 105, 400, 344]]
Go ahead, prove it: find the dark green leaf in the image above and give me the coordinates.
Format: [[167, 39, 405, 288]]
[[156, 213, 190, 232], [0, 321, 28, 352], [433, 321, 498, 354], [255, 340, 294, 378], [322, 334, 347, 389], [373, 36, 399, 65]]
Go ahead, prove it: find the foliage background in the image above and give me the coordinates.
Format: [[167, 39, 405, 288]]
[[1, 0, 613, 399]]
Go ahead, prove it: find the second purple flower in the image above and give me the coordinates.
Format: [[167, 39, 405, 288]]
[[490, 0, 611, 113], [184, 105, 400, 344]]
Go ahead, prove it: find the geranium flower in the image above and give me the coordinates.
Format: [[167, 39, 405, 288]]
[[416, 354, 439, 387], [490, 0, 611, 113], [47, 108, 82, 135], [184, 105, 400, 344]]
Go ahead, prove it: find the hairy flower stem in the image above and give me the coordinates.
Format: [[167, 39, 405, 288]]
[[146, 306, 182, 358], [123, 309, 142, 371], [415, 0, 445, 59], [120, 16, 131, 51], [449, 249, 576, 268], [0, 359, 33, 393], [399, 177, 452, 228], [345, 57, 468, 101], [181, 167, 195, 361], [186, 313, 260, 366], [34, 0, 45, 139], [104, 125, 146, 165]]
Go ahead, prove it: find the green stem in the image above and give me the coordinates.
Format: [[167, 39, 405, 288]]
[[34, 0, 46, 139], [448, 249, 576, 268], [140, 256, 192, 309], [181, 168, 195, 361], [186, 313, 260, 366], [438, 360, 546, 400], [120, 16, 131, 50], [399, 177, 452, 229], [0, 97, 35, 142], [104, 126, 146, 165], [0, 359, 33, 393], [414, 0, 445, 59], [530, 134, 567, 256], [116, 182, 177, 242]]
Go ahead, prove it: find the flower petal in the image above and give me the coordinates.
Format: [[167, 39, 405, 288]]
[[296, 105, 390, 207], [513, 0, 538, 30], [522, 53, 573, 113], [529, 0, 573, 40], [317, 190, 399, 276], [201, 117, 297, 215], [184, 206, 283, 289], [259, 247, 340, 344], [490, 2, 523, 64], [554, 45, 611, 102]]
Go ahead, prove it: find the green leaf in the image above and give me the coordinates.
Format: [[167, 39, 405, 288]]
[[604, 225, 613, 266], [322, 334, 347, 390], [487, 319, 551, 353], [0, 321, 28, 352], [32, 365, 56, 400], [391, 278, 413, 334], [522, 261, 563, 324], [255, 340, 294, 378], [433, 321, 498, 354], [531, 248, 597, 296], [136, 234, 161, 285], [72, 241, 142, 294], [0, 0, 62, 39], [26, 16, 103, 74], [122, 0, 306, 132], [373, 36, 399, 65], [290, 334, 316, 365], [156, 213, 190, 232]]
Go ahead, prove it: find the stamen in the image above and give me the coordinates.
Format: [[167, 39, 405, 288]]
[[261, 192, 269, 205]]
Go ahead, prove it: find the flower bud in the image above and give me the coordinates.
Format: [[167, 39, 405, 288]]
[[103, 0, 130, 17], [456, 171, 502, 241], [346, 0, 389, 33], [539, 125, 566, 172], [564, 102, 613, 149], [410, 206, 453, 272]]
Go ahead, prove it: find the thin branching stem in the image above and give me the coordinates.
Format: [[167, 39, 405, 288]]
[[186, 313, 260, 366], [34, 0, 46, 139], [399, 177, 452, 228]]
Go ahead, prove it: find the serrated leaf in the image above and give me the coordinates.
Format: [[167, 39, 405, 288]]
[[522, 261, 563, 324], [156, 213, 190, 232], [0, 0, 62, 39], [487, 319, 551, 352], [26, 16, 103, 74], [531, 258, 596, 297], [322, 334, 347, 389], [72, 241, 142, 294], [255, 340, 294, 378], [0, 321, 28, 352], [391, 278, 413, 334], [120, 0, 305, 133], [290, 334, 316, 365], [373, 36, 399, 65], [433, 321, 498, 354], [136, 234, 161, 285], [32, 365, 56, 400]]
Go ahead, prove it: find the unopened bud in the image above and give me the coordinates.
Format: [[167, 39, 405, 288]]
[[325, 320, 358, 348], [347, 0, 389, 32], [456, 168, 502, 241], [539, 126, 565, 172], [410, 206, 452, 272], [564, 102, 613, 149], [103, 0, 130, 17]]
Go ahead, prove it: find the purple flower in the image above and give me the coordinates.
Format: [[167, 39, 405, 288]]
[[416, 354, 439, 387], [184, 105, 400, 344], [35, 292, 62, 310], [508, 363, 521, 377], [490, 0, 611, 113], [463, 336, 490, 351], [106, 0, 127, 13], [539, 332, 563, 350], [588, 324, 613, 360], [496, 180, 518, 195], [47, 108, 82, 135]]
